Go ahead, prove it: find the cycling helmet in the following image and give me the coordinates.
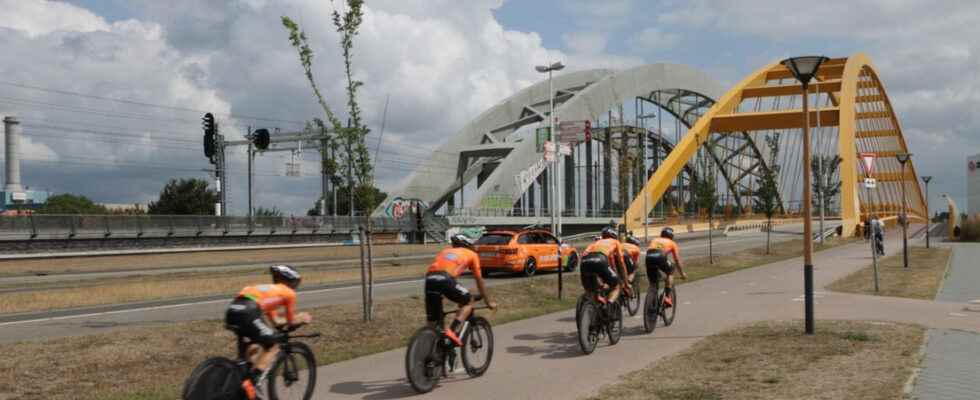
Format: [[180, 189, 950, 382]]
[[450, 234, 474, 250], [626, 235, 641, 246], [270, 264, 302, 289], [660, 227, 675, 240], [600, 227, 618, 240]]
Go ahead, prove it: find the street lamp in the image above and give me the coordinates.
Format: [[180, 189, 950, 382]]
[[781, 55, 829, 335], [537, 60, 565, 299], [896, 152, 912, 268], [922, 176, 932, 248]]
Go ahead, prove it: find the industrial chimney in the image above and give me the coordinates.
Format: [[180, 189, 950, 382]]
[[3, 116, 23, 193]]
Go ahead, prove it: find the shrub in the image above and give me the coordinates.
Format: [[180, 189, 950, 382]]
[[961, 214, 980, 242]]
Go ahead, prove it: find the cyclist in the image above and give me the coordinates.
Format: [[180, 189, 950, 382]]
[[623, 234, 643, 285], [580, 227, 630, 304], [224, 265, 312, 394], [645, 227, 687, 308], [425, 234, 497, 346]]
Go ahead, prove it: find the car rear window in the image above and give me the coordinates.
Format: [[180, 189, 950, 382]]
[[476, 234, 513, 245]]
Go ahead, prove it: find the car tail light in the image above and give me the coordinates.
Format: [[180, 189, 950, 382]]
[[499, 248, 519, 255]]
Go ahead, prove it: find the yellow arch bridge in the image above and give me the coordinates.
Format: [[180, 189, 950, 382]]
[[625, 53, 927, 237]]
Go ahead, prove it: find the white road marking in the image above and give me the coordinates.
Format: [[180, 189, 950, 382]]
[[0, 279, 416, 327], [949, 313, 967, 317]]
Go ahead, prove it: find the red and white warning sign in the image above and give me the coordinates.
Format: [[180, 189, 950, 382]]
[[859, 152, 876, 177]]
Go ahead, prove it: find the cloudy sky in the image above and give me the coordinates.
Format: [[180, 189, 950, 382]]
[[0, 0, 977, 215]]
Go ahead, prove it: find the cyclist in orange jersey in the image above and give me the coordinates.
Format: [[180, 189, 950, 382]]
[[580, 227, 630, 304], [623, 234, 643, 284], [425, 234, 497, 346], [225, 265, 312, 386], [646, 227, 687, 307]]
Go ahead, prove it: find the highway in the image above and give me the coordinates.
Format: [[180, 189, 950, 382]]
[[0, 224, 814, 344]]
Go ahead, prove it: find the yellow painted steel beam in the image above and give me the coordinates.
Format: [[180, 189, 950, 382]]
[[870, 171, 916, 182], [741, 80, 842, 98], [837, 54, 867, 236], [708, 108, 840, 132], [766, 64, 845, 81], [857, 80, 877, 89], [856, 130, 896, 138], [870, 150, 901, 158], [856, 94, 885, 103], [856, 111, 890, 119], [623, 60, 780, 232]]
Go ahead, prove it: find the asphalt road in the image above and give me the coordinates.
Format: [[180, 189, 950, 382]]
[[0, 224, 814, 344]]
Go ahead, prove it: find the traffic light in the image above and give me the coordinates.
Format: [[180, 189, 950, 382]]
[[202, 112, 216, 160], [252, 128, 270, 151]]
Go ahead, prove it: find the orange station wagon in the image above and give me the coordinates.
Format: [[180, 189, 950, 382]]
[[474, 229, 579, 276]]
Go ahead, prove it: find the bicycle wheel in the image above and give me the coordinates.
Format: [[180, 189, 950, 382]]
[[181, 356, 244, 400], [575, 293, 588, 328], [577, 301, 599, 355], [461, 316, 494, 377], [662, 286, 677, 326], [405, 326, 442, 393], [625, 275, 641, 316], [607, 302, 623, 345], [267, 342, 317, 400], [643, 287, 658, 334]]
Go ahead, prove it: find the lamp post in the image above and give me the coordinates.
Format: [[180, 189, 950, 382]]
[[781, 55, 829, 335], [537, 61, 565, 299], [922, 176, 932, 248], [896, 152, 912, 268]]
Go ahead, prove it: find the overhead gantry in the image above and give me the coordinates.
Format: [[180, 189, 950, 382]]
[[625, 53, 927, 237]]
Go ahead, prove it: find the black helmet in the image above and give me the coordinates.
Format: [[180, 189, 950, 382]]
[[660, 227, 675, 240], [450, 234, 474, 250], [270, 264, 302, 289], [600, 227, 618, 240], [626, 235, 641, 246]]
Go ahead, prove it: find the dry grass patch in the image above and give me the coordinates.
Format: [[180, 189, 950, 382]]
[[684, 237, 854, 282], [827, 246, 951, 299], [0, 277, 585, 400], [586, 320, 925, 400], [0, 263, 428, 314], [0, 243, 442, 276]]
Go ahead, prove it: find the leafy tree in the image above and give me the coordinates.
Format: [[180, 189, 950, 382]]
[[811, 155, 842, 214], [306, 184, 387, 216], [283, 0, 372, 217], [753, 133, 782, 254], [148, 178, 218, 215], [37, 194, 107, 214], [694, 150, 719, 263], [255, 206, 283, 217]]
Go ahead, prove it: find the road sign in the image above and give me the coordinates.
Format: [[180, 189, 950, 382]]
[[558, 120, 590, 143], [559, 143, 572, 156], [859, 152, 876, 177], [864, 178, 877, 189]]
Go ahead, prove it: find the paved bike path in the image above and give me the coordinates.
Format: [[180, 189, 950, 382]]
[[314, 233, 979, 399]]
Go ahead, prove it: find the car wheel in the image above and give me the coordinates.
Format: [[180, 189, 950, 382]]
[[564, 253, 578, 272], [523, 258, 537, 277]]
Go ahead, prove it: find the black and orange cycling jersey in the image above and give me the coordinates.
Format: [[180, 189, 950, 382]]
[[427, 247, 482, 279], [238, 283, 298, 324], [648, 237, 681, 266], [622, 242, 641, 265], [583, 238, 627, 271]]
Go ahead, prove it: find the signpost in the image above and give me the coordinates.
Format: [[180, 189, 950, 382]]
[[558, 120, 590, 143], [535, 127, 550, 153], [859, 152, 879, 292]]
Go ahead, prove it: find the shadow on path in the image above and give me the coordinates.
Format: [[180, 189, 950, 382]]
[[507, 331, 584, 359]]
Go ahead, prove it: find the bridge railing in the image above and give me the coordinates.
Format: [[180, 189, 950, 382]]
[[0, 214, 420, 241]]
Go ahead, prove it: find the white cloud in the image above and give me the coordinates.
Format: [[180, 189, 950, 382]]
[[629, 27, 678, 53], [562, 31, 608, 55], [0, 0, 110, 37]]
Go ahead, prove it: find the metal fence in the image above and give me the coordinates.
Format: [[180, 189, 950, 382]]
[[0, 215, 419, 241]]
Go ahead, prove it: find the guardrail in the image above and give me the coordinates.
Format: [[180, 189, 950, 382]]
[[0, 215, 419, 241]]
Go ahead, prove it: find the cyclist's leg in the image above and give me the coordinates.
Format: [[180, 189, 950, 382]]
[[580, 254, 604, 300], [424, 273, 446, 329], [596, 257, 622, 303], [444, 279, 473, 330]]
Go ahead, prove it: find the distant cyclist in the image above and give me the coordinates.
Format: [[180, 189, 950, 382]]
[[645, 228, 688, 308], [623, 234, 643, 285], [580, 227, 630, 304], [224, 265, 312, 393], [425, 234, 497, 346]]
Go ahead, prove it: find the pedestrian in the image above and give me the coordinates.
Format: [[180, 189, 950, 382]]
[[872, 216, 885, 256]]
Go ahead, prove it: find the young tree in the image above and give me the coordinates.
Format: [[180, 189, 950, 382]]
[[283, 0, 372, 217], [255, 206, 283, 217], [148, 178, 218, 215], [754, 133, 782, 254], [811, 154, 842, 214], [37, 194, 108, 214], [306, 185, 387, 216], [694, 153, 719, 263]]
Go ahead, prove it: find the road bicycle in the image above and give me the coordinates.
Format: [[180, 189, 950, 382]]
[[623, 272, 641, 317], [576, 285, 624, 355], [405, 294, 495, 393], [182, 326, 320, 400], [643, 271, 677, 334]]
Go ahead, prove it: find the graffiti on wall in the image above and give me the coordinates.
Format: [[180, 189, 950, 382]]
[[384, 197, 427, 219]]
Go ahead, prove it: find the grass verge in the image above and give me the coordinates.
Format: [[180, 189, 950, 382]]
[[3, 236, 856, 399], [585, 320, 925, 400], [826, 246, 951, 299]]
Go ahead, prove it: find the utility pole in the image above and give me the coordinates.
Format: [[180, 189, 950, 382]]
[[247, 127, 254, 222], [923, 176, 932, 248]]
